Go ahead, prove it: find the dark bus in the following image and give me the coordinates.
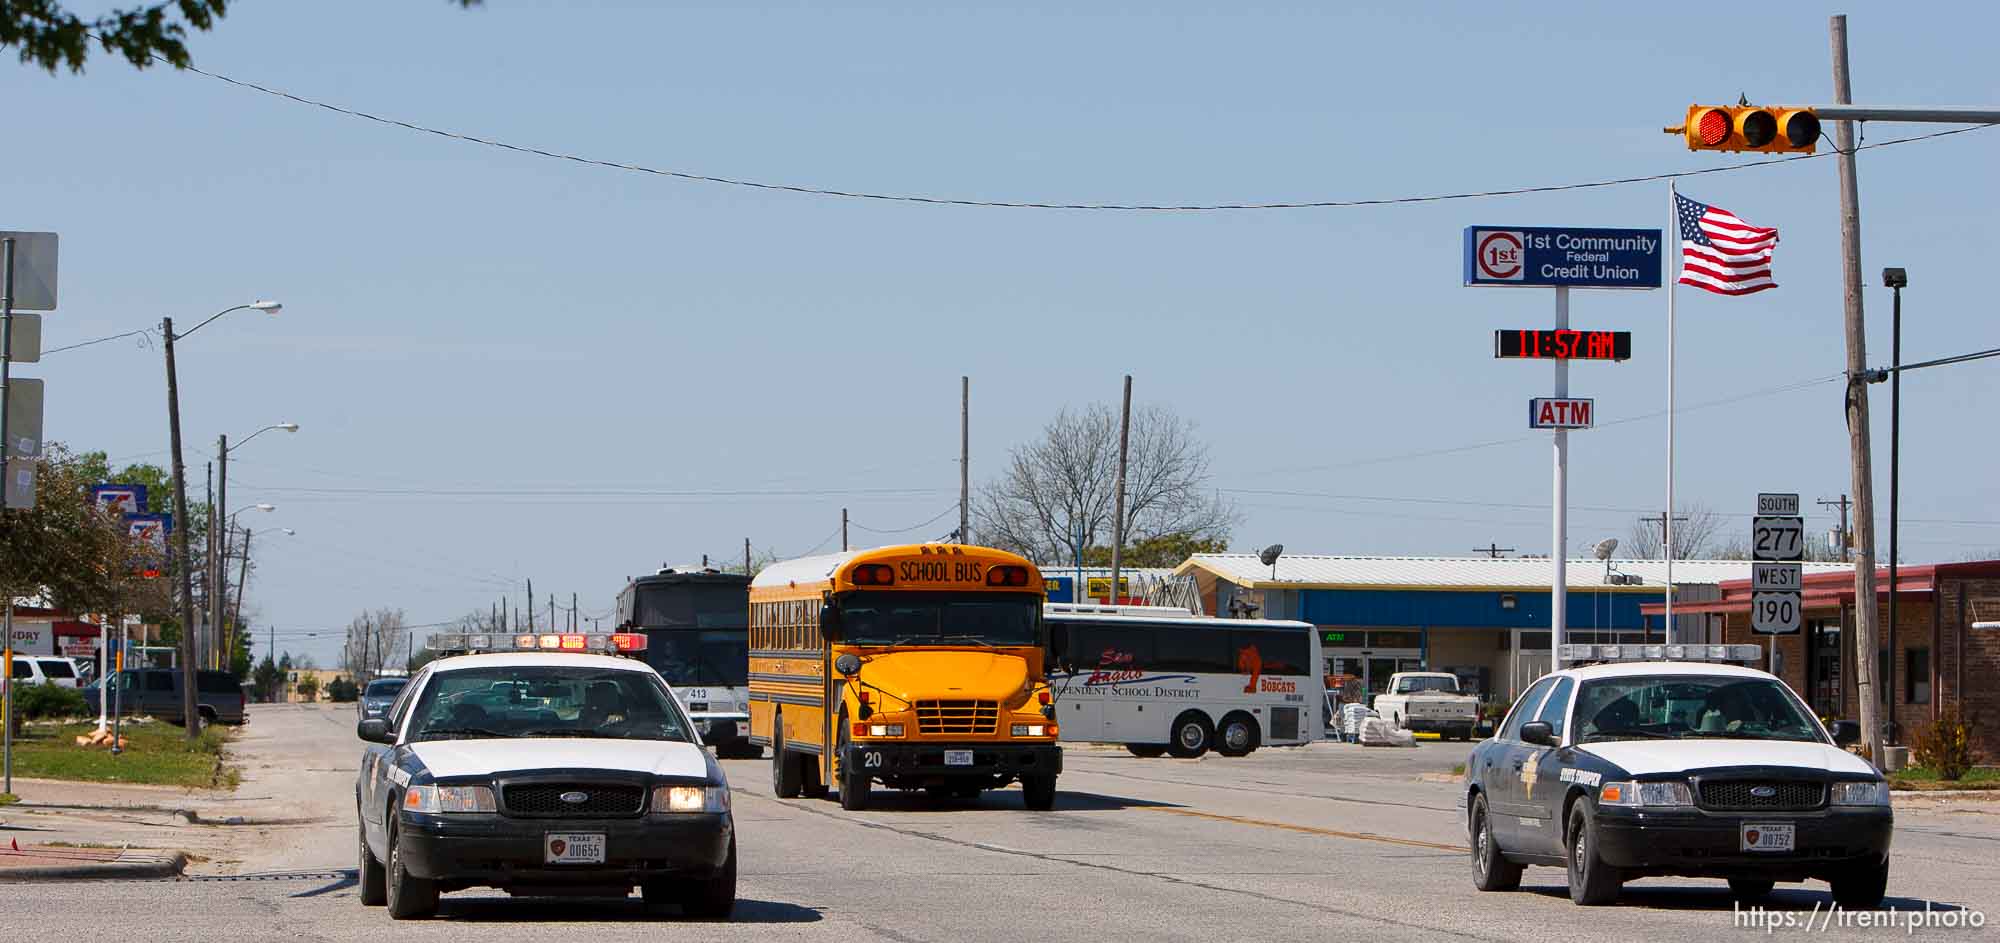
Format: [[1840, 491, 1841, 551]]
[[615, 565, 756, 756]]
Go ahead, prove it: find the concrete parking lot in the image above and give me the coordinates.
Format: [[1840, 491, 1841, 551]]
[[3, 704, 1994, 941]]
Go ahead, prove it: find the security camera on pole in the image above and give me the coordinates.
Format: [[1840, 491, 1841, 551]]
[[1465, 225, 1661, 666]]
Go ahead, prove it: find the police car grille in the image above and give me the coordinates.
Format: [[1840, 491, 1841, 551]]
[[503, 784, 644, 817], [916, 700, 998, 735], [1698, 780, 1824, 811]]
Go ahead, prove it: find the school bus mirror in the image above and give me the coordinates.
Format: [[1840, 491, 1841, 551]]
[[818, 606, 843, 643], [834, 653, 862, 677]]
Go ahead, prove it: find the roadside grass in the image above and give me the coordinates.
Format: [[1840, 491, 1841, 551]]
[[6, 721, 240, 789], [1451, 762, 1467, 776], [0, 793, 17, 806], [1890, 765, 2000, 791]]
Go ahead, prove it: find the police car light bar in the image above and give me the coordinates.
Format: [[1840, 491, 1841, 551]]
[[425, 632, 648, 655], [1558, 643, 1762, 664]]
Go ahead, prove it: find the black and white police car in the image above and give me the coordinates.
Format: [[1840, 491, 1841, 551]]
[[1465, 644, 1891, 907], [354, 631, 736, 920]]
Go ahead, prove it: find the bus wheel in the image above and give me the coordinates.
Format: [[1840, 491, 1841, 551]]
[[1167, 712, 1213, 759], [1124, 744, 1168, 758], [1215, 712, 1260, 757], [836, 724, 870, 811], [771, 717, 802, 799], [1021, 774, 1057, 811]]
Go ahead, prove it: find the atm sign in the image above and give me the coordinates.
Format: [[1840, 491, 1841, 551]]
[[1528, 398, 1594, 430]]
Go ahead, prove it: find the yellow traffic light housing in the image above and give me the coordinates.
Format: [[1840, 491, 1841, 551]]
[[1669, 105, 1819, 154]]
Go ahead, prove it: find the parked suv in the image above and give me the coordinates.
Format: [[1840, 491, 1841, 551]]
[[83, 668, 248, 725]]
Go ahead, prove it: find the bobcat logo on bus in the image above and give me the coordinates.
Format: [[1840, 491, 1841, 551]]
[[1237, 645, 1262, 694]]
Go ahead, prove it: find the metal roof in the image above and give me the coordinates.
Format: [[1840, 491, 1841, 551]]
[[1175, 554, 1852, 592]]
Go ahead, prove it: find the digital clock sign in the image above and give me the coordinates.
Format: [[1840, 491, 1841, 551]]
[[1493, 329, 1632, 361]]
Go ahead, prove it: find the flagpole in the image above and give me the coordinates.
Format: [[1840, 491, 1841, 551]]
[[1665, 181, 1677, 642]]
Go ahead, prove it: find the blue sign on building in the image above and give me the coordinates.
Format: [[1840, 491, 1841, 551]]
[[1463, 226, 1663, 289]]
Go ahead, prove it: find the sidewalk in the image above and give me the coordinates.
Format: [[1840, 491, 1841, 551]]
[[0, 840, 186, 882]]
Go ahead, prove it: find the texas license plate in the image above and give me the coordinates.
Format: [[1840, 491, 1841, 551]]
[[1741, 823, 1795, 853], [944, 750, 974, 767], [545, 832, 606, 864]]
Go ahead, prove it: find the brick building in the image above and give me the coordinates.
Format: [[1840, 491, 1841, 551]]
[[1644, 560, 2000, 763]]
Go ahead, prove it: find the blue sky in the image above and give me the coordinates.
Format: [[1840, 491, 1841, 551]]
[[8, 2, 1996, 664]]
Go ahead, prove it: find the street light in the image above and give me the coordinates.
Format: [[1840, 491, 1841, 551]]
[[212, 423, 298, 671], [160, 300, 285, 741], [1882, 267, 1908, 732]]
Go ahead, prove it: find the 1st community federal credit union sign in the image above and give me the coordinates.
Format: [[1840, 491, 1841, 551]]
[[1463, 226, 1663, 289]]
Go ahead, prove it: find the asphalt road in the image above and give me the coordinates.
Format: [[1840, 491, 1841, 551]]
[[5, 703, 1996, 941]]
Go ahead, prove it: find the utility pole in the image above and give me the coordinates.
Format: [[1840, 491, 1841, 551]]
[[212, 434, 228, 671], [549, 594, 555, 634], [571, 592, 578, 632], [162, 316, 202, 742], [744, 537, 752, 577], [526, 579, 534, 631], [230, 526, 252, 667], [1108, 376, 1132, 608], [204, 460, 214, 670], [1638, 512, 1692, 558], [1829, 14, 1884, 766], [960, 376, 970, 544], [1818, 495, 1853, 561], [1472, 544, 1515, 559], [841, 508, 849, 552]]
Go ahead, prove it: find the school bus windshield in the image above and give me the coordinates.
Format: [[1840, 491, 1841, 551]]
[[838, 591, 1039, 647]]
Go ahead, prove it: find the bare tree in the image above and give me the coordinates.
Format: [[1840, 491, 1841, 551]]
[[974, 404, 1236, 564], [343, 607, 410, 680], [1628, 503, 1725, 560]]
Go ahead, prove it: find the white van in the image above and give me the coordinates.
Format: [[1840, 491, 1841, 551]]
[[10, 655, 84, 689]]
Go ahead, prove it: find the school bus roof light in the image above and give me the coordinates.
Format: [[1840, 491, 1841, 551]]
[[853, 564, 895, 586], [985, 565, 1031, 587]]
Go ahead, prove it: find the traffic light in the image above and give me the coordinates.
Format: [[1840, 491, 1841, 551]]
[[1670, 105, 1820, 154]]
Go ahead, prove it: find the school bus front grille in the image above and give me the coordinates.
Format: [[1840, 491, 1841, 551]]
[[915, 700, 999, 735]]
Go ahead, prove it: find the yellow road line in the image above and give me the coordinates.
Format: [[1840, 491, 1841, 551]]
[[1139, 806, 1467, 852]]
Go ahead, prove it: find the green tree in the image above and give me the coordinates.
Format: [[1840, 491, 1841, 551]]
[[294, 674, 320, 701], [1080, 533, 1229, 569], [250, 654, 282, 702], [3, 1, 478, 74], [0, 444, 134, 613]]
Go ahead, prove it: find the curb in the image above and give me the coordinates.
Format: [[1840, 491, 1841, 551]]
[[0, 852, 187, 884]]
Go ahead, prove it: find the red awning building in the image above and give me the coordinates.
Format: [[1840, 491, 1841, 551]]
[[1643, 560, 2000, 763]]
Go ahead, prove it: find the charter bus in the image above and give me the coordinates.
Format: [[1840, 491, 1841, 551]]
[[615, 565, 756, 756], [747, 543, 1062, 811], [1045, 604, 1324, 758]]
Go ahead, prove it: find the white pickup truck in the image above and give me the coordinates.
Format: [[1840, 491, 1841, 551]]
[[1372, 672, 1479, 741]]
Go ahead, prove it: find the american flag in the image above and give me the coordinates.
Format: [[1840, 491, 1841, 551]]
[[1676, 193, 1778, 295]]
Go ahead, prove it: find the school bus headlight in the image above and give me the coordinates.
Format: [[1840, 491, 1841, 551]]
[[866, 723, 905, 737], [1011, 724, 1049, 737]]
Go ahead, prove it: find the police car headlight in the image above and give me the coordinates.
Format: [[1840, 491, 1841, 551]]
[[1831, 780, 1890, 807], [402, 784, 496, 814], [1598, 780, 1692, 807], [653, 784, 729, 814]]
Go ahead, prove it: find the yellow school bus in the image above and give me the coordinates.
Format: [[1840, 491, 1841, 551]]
[[747, 543, 1061, 810]]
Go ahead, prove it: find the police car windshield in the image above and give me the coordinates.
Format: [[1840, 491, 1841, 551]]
[[1574, 674, 1824, 745], [407, 666, 692, 743]]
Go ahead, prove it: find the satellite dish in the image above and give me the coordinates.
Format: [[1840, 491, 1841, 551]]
[[1258, 544, 1285, 567], [1592, 538, 1619, 561]]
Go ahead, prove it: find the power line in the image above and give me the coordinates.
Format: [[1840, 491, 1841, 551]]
[[850, 504, 959, 535], [163, 54, 1999, 212], [41, 328, 157, 356]]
